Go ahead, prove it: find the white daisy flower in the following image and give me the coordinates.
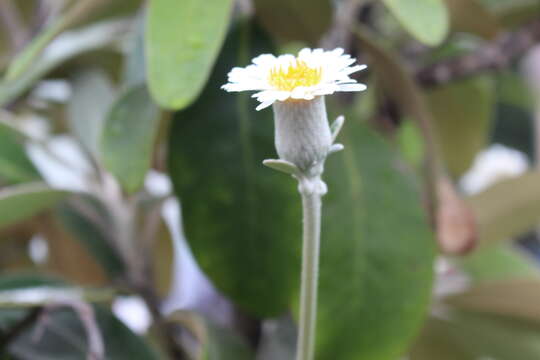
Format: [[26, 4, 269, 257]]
[[222, 48, 367, 111]]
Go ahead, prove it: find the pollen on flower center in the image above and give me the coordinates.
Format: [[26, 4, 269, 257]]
[[268, 59, 322, 92]]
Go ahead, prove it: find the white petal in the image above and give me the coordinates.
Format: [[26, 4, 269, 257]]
[[252, 54, 276, 65], [342, 64, 366, 76], [276, 54, 295, 67], [253, 90, 287, 102], [313, 84, 339, 96], [275, 91, 291, 101], [222, 82, 266, 92], [331, 48, 344, 56], [338, 83, 367, 92], [256, 101, 274, 111], [290, 87, 309, 99], [298, 48, 312, 58]]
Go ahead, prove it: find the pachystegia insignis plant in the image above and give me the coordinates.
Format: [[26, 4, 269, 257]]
[[222, 47, 367, 360]]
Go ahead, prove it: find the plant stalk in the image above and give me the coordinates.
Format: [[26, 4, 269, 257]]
[[296, 178, 323, 360]]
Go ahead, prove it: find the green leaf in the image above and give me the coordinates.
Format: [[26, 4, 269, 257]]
[[316, 120, 436, 359], [146, 0, 234, 109], [4, 0, 108, 81], [0, 287, 114, 307], [122, 15, 146, 88], [427, 75, 496, 178], [56, 196, 125, 279], [497, 70, 533, 110], [0, 20, 130, 107], [0, 183, 67, 229], [0, 119, 41, 184], [0, 273, 65, 291], [67, 69, 116, 157], [396, 118, 425, 167], [466, 172, 540, 245], [253, 0, 332, 45], [101, 86, 160, 194], [0, 274, 113, 307], [81, 0, 144, 26], [460, 243, 540, 283], [8, 305, 159, 359], [382, 0, 450, 46], [168, 22, 301, 317]]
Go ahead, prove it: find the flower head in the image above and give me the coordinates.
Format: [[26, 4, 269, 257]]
[[222, 48, 367, 110]]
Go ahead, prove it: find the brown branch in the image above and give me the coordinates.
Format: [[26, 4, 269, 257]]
[[416, 19, 540, 87]]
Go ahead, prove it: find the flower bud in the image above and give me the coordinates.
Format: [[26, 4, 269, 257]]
[[272, 96, 331, 176]]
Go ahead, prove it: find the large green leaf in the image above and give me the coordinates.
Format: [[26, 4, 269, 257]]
[[168, 22, 301, 317], [0, 183, 67, 230], [253, 0, 332, 45], [315, 120, 436, 359], [382, 0, 450, 46], [146, 0, 234, 109], [100, 86, 160, 194], [427, 76, 496, 178], [0, 119, 41, 184]]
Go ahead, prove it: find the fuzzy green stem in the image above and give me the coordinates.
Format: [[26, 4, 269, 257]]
[[296, 180, 322, 360]]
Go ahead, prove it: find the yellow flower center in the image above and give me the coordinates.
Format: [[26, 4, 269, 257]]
[[268, 59, 322, 92]]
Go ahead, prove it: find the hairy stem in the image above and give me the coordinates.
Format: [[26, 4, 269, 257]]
[[296, 178, 323, 360]]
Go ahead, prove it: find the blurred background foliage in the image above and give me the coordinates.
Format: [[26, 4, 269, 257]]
[[0, 0, 540, 359]]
